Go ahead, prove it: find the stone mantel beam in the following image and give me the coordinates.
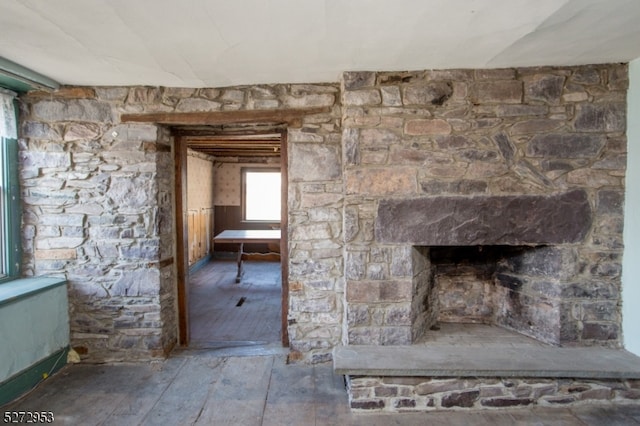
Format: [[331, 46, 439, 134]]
[[375, 190, 592, 246]]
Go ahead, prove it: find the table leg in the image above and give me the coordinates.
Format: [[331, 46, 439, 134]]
[[235, 242, 244, 283]]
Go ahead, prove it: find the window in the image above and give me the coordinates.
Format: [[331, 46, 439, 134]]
[[0, 89, 21, 281], [242, 168, 281, 222]]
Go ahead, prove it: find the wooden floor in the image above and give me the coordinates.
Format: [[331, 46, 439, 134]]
[[189, 260, 281, 347], [5, 351, 640, 425], [4, 261, 640, 424]]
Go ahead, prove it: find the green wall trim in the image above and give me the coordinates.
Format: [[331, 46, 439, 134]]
[[0, 277, 67, 307], [0, 56, 60, 92], [0, 346, 69, 406]]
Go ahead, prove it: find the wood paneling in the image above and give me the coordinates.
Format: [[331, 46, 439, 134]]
[[188, 209, 214, 265]]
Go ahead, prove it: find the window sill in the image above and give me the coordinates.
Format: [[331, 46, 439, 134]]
[[0, 277, 67, 307]]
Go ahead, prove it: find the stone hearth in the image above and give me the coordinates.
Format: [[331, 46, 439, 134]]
[[334, 323, 640, 412]]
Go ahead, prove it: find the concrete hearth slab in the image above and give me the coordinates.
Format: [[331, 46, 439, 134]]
[[333, 344, 640, 379], [335, 323, 640, 379]]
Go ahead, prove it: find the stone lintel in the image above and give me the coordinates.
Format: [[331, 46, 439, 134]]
[[375, 190, 591, 245]]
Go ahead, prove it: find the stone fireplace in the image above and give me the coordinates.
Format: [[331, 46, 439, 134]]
[[336, 63, 638, 412], [376, 190, 595, 346], [342, 64, 626, 349]]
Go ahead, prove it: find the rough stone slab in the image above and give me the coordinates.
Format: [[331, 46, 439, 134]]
[[375, 189, 591, 245], [333, 345, 640, 379]]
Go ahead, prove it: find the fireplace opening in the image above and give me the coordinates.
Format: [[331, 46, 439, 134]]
[[412, 245, 570, 346]]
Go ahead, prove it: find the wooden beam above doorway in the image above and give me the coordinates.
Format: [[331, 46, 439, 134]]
[[121, 107, 331, 127]]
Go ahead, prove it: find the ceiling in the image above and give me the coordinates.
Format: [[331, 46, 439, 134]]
[[3, 0, 640, 158], [1, 0, 640, 89]]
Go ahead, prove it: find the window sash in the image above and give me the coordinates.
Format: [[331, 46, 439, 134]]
[[0, 92, 21, 281]]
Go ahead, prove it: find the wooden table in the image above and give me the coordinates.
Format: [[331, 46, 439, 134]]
[[213, 229, 281, 283]]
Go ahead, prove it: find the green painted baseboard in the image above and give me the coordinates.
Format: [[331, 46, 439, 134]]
[[0, 346, 69, 406]]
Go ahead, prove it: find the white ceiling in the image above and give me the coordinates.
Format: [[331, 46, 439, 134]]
[[1, 0, 640, 88]]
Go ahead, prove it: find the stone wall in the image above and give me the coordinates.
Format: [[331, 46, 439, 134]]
[[348, 376, 640, 412], [19, 84, 342, 362], [342, 64, 627, 347], [17, 63, 627, 362]]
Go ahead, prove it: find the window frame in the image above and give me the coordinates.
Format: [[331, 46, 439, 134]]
[[0, 95, 21, 282], [241, 167, 281, 223]]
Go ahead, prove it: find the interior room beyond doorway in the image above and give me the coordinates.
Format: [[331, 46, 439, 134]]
[[181, 127, 285, 348]]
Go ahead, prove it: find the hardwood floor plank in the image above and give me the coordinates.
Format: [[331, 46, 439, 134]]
[[261, 357, 317, 426], [101, 358, 188, 426], [195, 356, 275, 425], [139, 357, 226, 425], [189, 260, 281, 344]]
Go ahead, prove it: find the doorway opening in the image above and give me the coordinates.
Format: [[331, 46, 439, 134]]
[[174, 124, 289, 349]]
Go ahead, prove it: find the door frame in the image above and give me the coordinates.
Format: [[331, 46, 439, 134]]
[[174, 130, 290, 347], [122, 107, 330, 348]]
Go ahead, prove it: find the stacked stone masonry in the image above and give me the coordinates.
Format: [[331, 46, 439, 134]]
[[343, 64, 627, 348], [19, 85, 343, 362], [347, 376, 640, 413], [18, 63, 627, 362]]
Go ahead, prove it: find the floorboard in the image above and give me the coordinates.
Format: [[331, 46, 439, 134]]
[[189, 260, 281, 345], [4, 350, 640, 425], [196, 356, 274, 425]]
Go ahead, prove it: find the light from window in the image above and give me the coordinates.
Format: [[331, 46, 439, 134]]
[[244, 170, 281, 221]]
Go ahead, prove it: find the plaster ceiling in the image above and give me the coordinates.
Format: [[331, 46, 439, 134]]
[[1, 0, 640, 88]]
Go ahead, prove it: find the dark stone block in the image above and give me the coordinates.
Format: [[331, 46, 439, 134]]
[[459, 149, 499, 162], [545, 395, 577, 404], [481, 397, 534, 407], [343, 128, 359, 166], [495, 289, 560, 344], [572, 67, 601, 84], [420, 179, 488, 195], [540, 159, 587, 172], [311, 352, 332, 364], [527, 134, 606, 158], [597, 190, 624, 215], [343, 71, 376, 90], [560, 282, 616, 299], [574, 103, 626, 132], [524, 74, 565, 104], [375, 386, 398, 397], [435, 135, 475, 150], [620, 389, 640, 400], [394, 398, 417, 408], [470, 81, 522, 104], [375, 190, 592, 245], [493, 133, 516, 164], [403, 82, 453, 106], [495, 273, 524, 291], [441, 390, 480, 408], [351, 399, 385, 410], [582, 323, 619, 341], [500, 246, 568, 278]]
